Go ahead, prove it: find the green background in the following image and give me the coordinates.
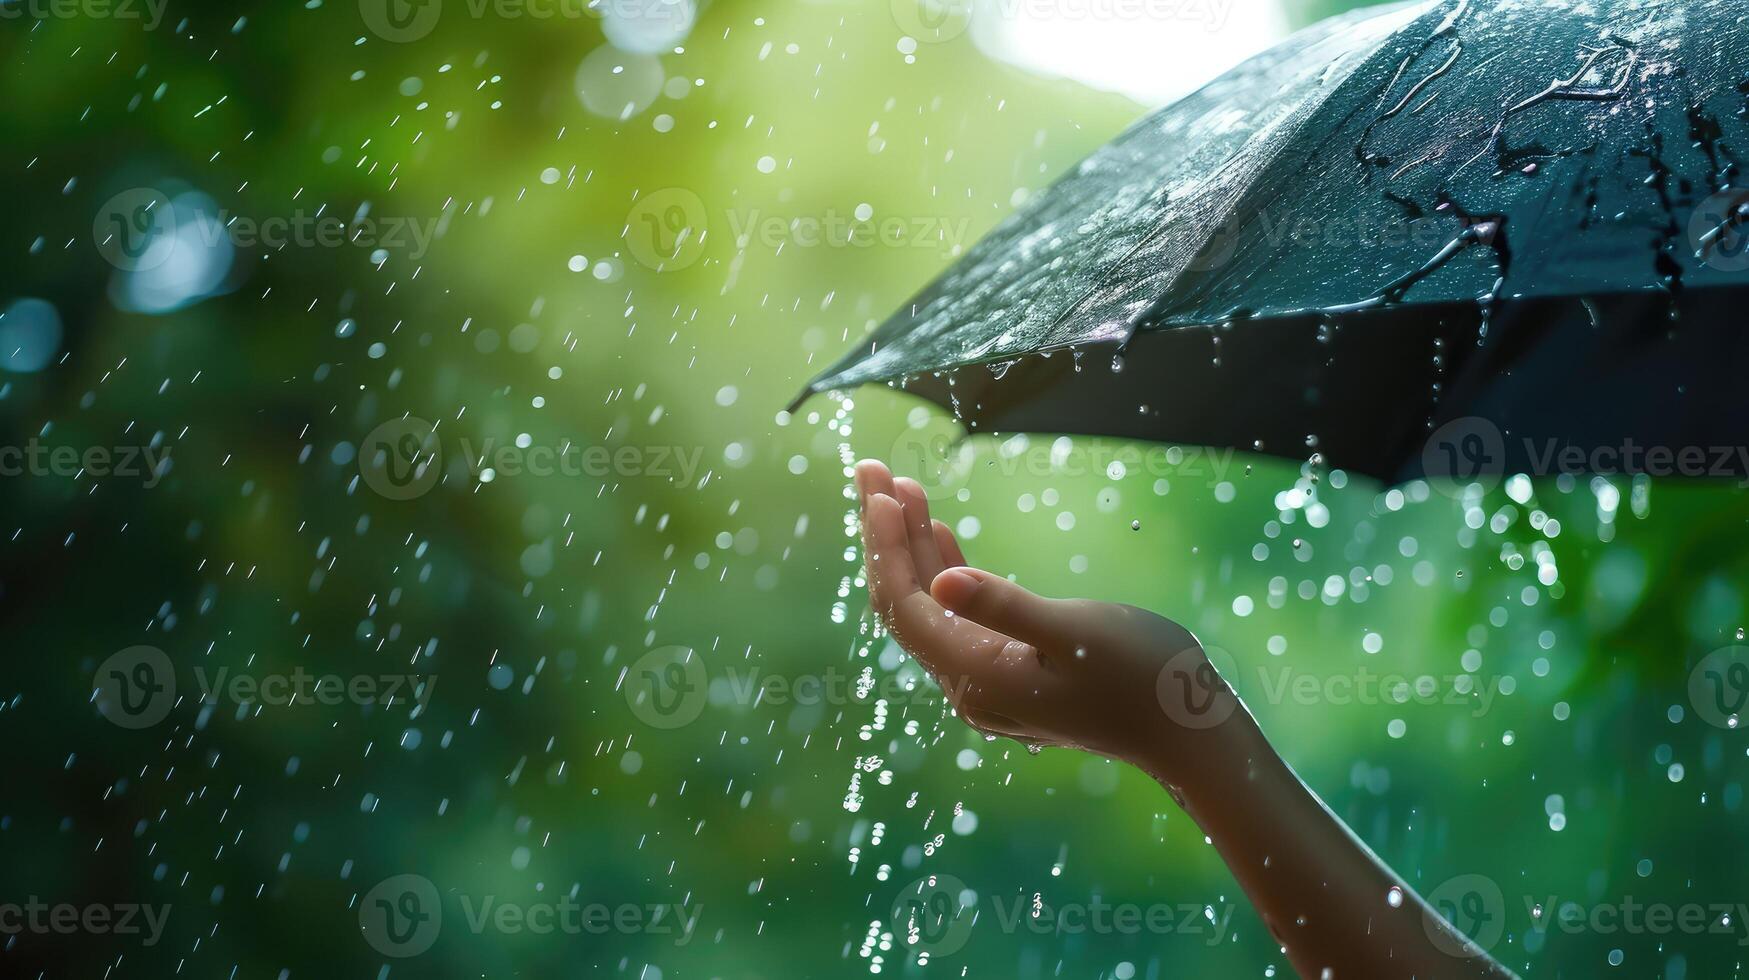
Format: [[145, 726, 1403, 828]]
[[1, 0, 1744, 977]]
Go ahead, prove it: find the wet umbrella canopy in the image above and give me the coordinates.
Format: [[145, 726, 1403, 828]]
[[799, 0, 1749, 482]]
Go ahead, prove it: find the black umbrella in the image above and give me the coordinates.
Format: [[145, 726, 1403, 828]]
[[793, 0, 1749, 484]]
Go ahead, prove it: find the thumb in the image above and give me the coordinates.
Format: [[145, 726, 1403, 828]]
[[930, 568, 1075, 647]]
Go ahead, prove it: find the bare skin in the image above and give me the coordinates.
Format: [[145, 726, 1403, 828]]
[[855, 458, 1517, 980]]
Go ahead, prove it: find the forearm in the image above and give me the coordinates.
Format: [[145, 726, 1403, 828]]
[[1134, 713, 1517, 980], [853, 461, 1513, 975]]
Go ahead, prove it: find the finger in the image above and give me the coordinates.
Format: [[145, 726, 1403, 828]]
[[931, 520, 967, 569], [893, 478, 947, 586], [929, 634, 1060, 726], [956, 704, 1049, 747], [856, 460, 899, 594], [866, 495, 1051, 700], [854, 459, 896, 504], [862, 492, 922, 619], [929, 567, 1081, 648]]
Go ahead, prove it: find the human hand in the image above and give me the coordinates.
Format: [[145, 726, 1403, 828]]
[[856, 464, 1517, 980], [855, 459, 1254, 790]]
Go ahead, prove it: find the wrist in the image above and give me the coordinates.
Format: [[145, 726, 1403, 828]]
[[1127, 644, 1277, 801], [1134, 705, 1274, 799]]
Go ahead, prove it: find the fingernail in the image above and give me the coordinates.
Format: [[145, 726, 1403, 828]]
[[930, 568, 980, 608]]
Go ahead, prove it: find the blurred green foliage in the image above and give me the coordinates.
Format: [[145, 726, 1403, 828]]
[[1, 0, 1745, 978]]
